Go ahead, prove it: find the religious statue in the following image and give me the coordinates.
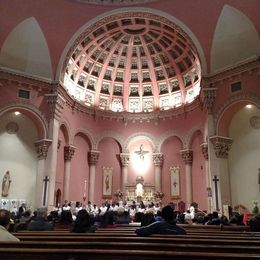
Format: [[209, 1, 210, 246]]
[[2, 171, 11, 197]]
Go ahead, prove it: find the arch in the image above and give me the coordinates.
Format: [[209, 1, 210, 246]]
[[96, 131, 124, 152], [55, 188, 62, 208], [0, 101, 48, 139], [124, 132, 156, 153], [157, 130, 183, 152], [0, 17, 52, 80], [211, 5, 260, 73], [56, 7, 207, 80], [71, 128, 95, 149], [59, 118, 72, 145], [215, 92, 260, 136], [184, 124, 204, 149]]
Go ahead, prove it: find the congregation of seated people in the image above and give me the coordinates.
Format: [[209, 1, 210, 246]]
[[1, 200, 260, 239]]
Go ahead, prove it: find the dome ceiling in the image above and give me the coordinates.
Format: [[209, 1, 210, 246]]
[[63, 13, 201, 113]]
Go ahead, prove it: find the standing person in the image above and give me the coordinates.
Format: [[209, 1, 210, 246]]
[[2, 171, 11, 197], [18, 203, 26, 218], [135, 205, 186, 236], [0, 209, 20, 242]]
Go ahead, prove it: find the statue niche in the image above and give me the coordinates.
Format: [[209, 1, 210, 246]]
[[125, 176, 154, 203]]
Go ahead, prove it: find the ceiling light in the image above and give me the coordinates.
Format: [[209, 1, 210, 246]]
[[14, 111, 20, 115]]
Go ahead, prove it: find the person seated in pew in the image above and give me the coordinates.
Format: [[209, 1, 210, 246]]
[[0, 209, 20, 242], [54, 210, 73, 230], [249, 214, 260, 231], [206, 211, 221, 225], [72, 209, 96, 233], [135, 205, 186, 236], [114, 209, 131, 224], [27, 207, 53, 231]]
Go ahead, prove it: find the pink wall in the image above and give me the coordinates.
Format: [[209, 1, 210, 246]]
[[96, 138, 121, 205], [161, 136, 184, 204], [55, 128, 65, 200], [70, 133, 90, 203], [191, 131, 207, 210]]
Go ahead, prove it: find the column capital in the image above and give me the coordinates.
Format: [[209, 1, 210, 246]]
[[152, 153, 164, 167], [201, 87, 217, 113], [64, 145, 76, 161], [34, 139, 52, 160], [180, 149, 193, 165], [88, 150, 100, 165], [200, 142, 209, 160], [209, 136, 233, 159], [45, 92, 65, 120], [120, 153, 130, 166]]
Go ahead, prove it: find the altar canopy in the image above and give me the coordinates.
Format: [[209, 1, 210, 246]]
[[125, 176, 154, 203]]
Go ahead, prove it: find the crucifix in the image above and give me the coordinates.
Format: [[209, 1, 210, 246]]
[[212, 175, 220, 211], [134, 144, 149, 160], [42, 176, 50, 207]]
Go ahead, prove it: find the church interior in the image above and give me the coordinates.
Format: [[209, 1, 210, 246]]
[[0, 0, 259, 215]]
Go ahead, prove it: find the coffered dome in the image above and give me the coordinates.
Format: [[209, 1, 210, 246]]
[[63, 12, 201, 113]]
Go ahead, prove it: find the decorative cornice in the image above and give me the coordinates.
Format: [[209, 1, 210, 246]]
[[201, 87, 217, 114], [180, 149, 193, 165], [203, 56, 260, 86], [64, 145, 76, 161], [88, 150, 100, 165], [45, 88, 66, 120], [200, 142, 208, 160], [209, 136, 233, 159], [34, 139, 52, 160], [120, 153, 130, 166], [0, 68, 51, 90], [152, 153, 164, 167]]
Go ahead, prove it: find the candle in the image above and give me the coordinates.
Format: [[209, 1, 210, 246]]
[[84, 180, 87, 192], [83, 180, 87, 201]]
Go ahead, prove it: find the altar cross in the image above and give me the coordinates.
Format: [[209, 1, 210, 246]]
[[212, 175, 220, 211], [43, 176, 49, 206]]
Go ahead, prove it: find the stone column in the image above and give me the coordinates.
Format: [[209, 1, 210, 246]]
[[209, 136, 233, 211], [34, 139, 52, 208], [120, 153, 130, 195], [180, 149, 193, 206], [201, 84, 218, 212], [63, 145, 76, 202], [45, 89, 65, 210], [152, 153, 164, 192], [200, 142, 213, 212], [88, 150, 100, 203]]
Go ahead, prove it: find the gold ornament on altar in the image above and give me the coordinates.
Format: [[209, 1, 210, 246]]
[[114, 190, 123, 200], [153, 191, 165, 200]]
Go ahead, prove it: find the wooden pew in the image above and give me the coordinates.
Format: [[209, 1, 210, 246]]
[[4, 225, 260, 259], [0, 247, 259, 259], [1, 240, 260, 254]]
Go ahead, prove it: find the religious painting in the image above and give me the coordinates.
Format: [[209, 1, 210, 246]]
[[102, 167, 113, 199], [170, 166, 181, 199]]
